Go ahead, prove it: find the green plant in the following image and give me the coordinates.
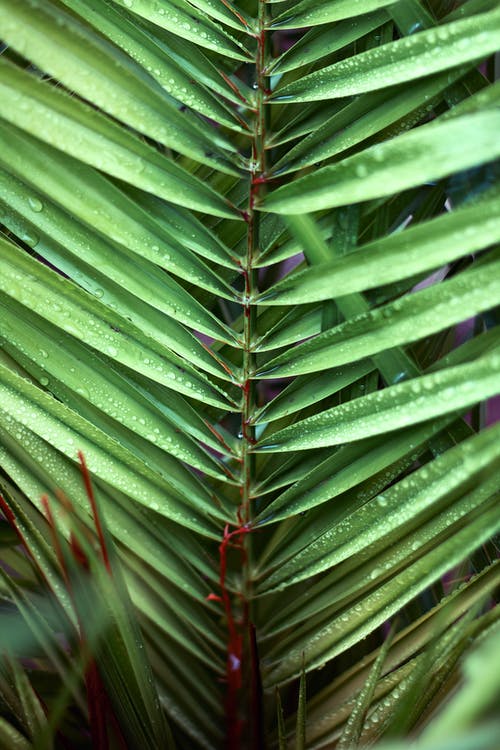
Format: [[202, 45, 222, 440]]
[[1, 0, 500, 747]]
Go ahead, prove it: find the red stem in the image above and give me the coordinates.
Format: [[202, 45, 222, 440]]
[[78, 452, 111, 575], [209, 523, 252, 749]]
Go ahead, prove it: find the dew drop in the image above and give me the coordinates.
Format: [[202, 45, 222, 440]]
[[21, 231, 39, 247], [28, 196, 43, 212]]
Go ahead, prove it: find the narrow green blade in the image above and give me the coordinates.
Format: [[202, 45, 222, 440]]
[[257, 350, 500, 451]]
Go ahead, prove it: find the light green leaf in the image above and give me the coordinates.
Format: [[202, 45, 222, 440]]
[[0, 124, 241, 313], [272, 0, 397, 30], [0, 718, 31, 750], [110, 0, 251, 60], [0, 2, 237, 161], [0, 206, 237, 382], [421, 623, 500, 743], [256, 350, 500, 451], [272, 9, 500, 100], [0, 74, 239, 219], [273, 67, 472, 175], [0, 192, 238, 377], [59, 0, 246, 129], [302, 561, 500, 732], [0, 385, 221, 535], [256, 305, 322, 352], [0, 238, 234, 409], [264, 496, 500, 683], [260, 422, 500, 588], [259, 192, 500, 305], [253, 361, 373, 424], [262, 111, 500, 213], [256, 260, 500, 379], [0, 301, 229, 480], [137, 24, 250, 106], [174, 0, 251, 31], [268, 10, 388, 74], [116, 186, 238, 269], [255, 418, 449, 524]]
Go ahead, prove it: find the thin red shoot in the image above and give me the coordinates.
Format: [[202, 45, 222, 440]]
[[215, 523, 253, 749], [86, 660, 110, 750], [78, 452, 111, 575]]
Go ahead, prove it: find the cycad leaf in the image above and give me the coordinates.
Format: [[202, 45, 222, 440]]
[[0, 362, 230, 533], [303, 561, 500, 739], [262, 110, 500, 213], [269, 10, 388, 74], [420, 622, 500, 743], [110, 0, 251, 60], [0, 1, 237, 161], [59, 0, 246, 129], [3, 658, 47, 742], [253, 361, 373, 424], [273, 67, 472, 174], [51, 486, 176, 750], [1, 0, 499, 742], [0, 302, 228, 480], [0, 238, 234, 408], [0, 124, 240, 306], [255, 418, 450, 524], [0, 94, 237, 219], [264, 496, 500, 683], [0, 718, 31, 750], [337, 625, 393, 750], [173, 0, 251, 31], [260, 421, 500, 588], [137, 25, 250, 105], [0, 183, 238, 375], [259, 192, 500, 304], [272, 0, 397, 30], [257, 350, 500, 451], [257, 260, 500, 378], [273, 9, 500, 99]]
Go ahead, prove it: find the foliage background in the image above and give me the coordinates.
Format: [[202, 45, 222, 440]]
[[0, 0, 500, 748]]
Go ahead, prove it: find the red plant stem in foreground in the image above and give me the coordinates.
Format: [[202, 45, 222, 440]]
[[78, 451, 111, 574], [86, 660, 109, 750], [207, 523, 252, 749]]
